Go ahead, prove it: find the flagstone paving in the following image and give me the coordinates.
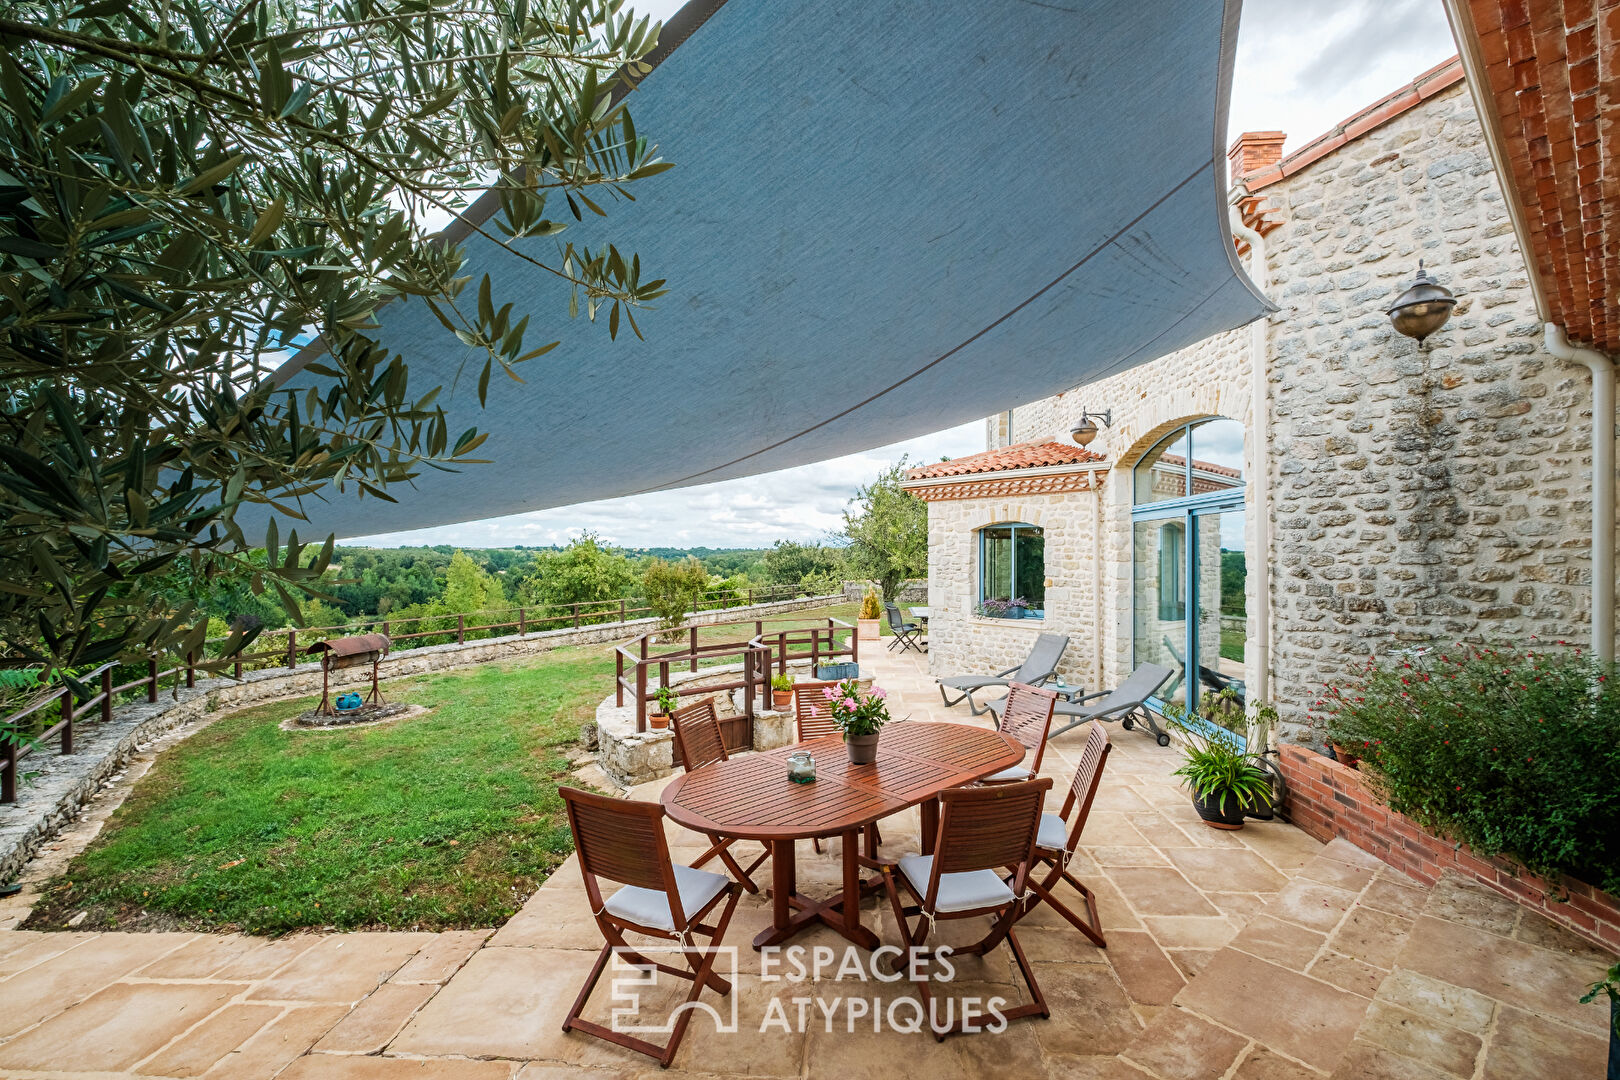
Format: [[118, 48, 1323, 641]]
[[0, 645, 1610, 1078]]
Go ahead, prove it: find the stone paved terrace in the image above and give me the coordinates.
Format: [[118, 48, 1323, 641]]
[[0, 645, 1611, 1079]]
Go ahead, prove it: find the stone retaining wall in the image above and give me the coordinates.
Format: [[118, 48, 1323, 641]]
[[0, 593, 839, 884], [1278, 743, 1620, 954]]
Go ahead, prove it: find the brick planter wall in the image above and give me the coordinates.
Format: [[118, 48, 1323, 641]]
[[1278, 744, 1620, 954]]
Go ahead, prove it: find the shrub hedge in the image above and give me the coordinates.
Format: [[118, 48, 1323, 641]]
[[1318, 643, 1620, 895]]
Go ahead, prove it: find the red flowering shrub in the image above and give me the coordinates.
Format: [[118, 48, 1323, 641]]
[[1316, 644, 1620, 894]]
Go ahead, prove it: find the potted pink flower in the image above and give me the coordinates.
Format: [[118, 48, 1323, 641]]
[[822, 678, 892, 764]]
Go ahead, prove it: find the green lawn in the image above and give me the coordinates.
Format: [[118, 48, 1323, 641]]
[[26, 605, 869, 936], [26, 646, 615, 935]]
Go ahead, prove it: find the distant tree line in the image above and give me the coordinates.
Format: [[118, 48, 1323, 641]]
[[89, 455, 935, 654]]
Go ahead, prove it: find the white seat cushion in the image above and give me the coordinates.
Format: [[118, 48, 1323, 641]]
[[897, 854, 1017, 913], [981, 764, 1034, 782], [603, 864, 729, 931], [1036, 811, 1068, 851]]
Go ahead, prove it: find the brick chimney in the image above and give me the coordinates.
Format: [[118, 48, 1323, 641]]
[[1227, 131, 1287, 184]]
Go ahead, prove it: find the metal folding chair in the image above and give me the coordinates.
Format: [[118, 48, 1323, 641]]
[[559, 786, 743, 1068], [884, 602, 926, 653]]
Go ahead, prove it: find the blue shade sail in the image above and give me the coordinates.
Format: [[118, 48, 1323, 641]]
[[264, 0, 1270, 539]]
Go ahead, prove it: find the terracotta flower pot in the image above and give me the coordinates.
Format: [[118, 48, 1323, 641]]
[[857, 618, 880, 641], [772, 690, 792, 708], [649, 713, 669, 730], [1332, 742, 1361, 770], [846, 732, 879, 765]]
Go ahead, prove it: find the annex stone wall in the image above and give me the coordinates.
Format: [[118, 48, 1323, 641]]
[[923, 488, 1103, 690]]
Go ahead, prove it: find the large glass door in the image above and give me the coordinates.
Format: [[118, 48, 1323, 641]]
[[1131, 418, 1246, 725]]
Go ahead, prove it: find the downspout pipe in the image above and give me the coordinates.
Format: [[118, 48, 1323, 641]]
[[1544, 323, 1616, 666], [1228, 199, 1273, 713]]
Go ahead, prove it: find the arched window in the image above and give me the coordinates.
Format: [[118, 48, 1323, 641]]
[[1131, 418, 1246, 715], [978, 523, 1044, 619]]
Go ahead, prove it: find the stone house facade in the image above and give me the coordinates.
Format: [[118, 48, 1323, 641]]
[[903, 58, 1618, 741]]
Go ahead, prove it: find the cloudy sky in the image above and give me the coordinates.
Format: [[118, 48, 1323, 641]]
[[352, 0, 1458, 552]]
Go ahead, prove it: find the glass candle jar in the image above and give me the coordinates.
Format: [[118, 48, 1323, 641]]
[[787, 751, 817, 784]]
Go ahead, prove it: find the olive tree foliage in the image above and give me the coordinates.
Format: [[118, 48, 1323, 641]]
[[0, 0, 669, 678], [841, 460, 926, 601]]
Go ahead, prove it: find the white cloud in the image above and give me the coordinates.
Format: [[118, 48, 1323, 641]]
[[353, 3, 1457, 551]]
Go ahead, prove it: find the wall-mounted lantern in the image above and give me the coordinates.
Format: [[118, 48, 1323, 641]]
[[1386, 261, 1456, 343], [1070, 408, 1112, 447]]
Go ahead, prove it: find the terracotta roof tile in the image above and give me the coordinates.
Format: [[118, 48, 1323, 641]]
[[1243, 58, 1466, 192], [905, 440, 1104, 480]]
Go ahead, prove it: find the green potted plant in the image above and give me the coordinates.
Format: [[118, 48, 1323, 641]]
[[823, 678, 891, 764], [1168, 706, 1274, 830], [770, 673, 794, 709], [1578, 961, 1620, 1080], [649, 685, 678, 730], [857, 589, 882, 640]]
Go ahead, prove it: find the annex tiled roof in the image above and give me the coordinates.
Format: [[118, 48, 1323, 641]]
[[1453, 0, 1618, 353], [905, 441, 1105, 481]]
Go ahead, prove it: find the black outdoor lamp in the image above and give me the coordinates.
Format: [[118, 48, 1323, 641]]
[[1070, 408, 1112, 447], [1386, 261, 1456, 343]]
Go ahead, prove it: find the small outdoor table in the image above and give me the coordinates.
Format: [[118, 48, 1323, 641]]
[[661, 722, 1024, 950]]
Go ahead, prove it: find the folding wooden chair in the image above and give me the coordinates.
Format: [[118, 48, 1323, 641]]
[[669, 699, 769, 893], [877, 778, 1053, 1040], [1017, 721, 1112, 947], [979, 682, 1056, 783], [558, 786, 743, 1068], [793, 680, 841, 741]]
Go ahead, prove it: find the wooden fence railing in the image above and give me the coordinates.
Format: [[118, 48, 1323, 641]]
[[0, 584, 836, 802], [0, 661, 126, 803], [614, 617, 858, 732], [195, 581, 822, 678]]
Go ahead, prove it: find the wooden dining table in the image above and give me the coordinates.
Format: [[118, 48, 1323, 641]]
[[661, 722, 1024, 950]]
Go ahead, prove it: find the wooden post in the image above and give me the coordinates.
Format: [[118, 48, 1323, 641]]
[[519, 607, 526, 635], [147, 657, 158, 703], [457, 614, 465, 644], [748, 588, 754, 608], [234, 656, 243, 679], [851, 618, 860, 666], [100, 666, 113, 724], [619, 598, 626, 624], [574, 603, 581, 629], [689, 626, 698, 672], [742, 648, 754, 720], [185, 652, 196, 689], [287, 629, 297, 669], [635, 661, 647, 733], [1, 740, 14, 803], [615, 649, 624, 706], [59, 688, 73, 754], [811, 630, 820, 675]]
